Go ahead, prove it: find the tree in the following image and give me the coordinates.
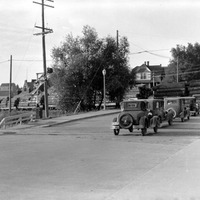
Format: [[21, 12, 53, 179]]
[[137, 85, 153, 99], [50, 25, 131, 111], [164, 43, 200, 84]]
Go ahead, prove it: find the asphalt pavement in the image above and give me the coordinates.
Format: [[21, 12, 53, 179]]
[[1, 109, 200, 199]]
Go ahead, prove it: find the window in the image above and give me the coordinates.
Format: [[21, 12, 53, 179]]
[[127, 102, 138, 108], [167, 100, 177, 105], [141, 73, 147, 79]]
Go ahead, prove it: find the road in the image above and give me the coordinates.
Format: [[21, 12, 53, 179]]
[[0, 114, 200, 200]]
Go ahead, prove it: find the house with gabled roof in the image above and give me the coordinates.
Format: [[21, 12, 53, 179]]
[[0, 83, 18, 100], [22, 80, 36, 93], [133, 61, 166, 88]]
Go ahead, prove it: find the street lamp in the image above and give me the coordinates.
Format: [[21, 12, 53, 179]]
[[102, 69, 106, 110]]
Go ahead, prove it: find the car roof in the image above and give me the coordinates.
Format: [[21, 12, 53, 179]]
[[123, 99, 148, 103], [164, 96, 195, 100], [124, 99, 163, 102]]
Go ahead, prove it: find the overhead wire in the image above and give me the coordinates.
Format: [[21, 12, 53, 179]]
[[12, 59, 52, 62], [153, 69, 200, 78], [130, 50, 171, 59], [0, 60, 9, 64]]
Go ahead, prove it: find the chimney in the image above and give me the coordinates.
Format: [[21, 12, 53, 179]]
[[147, 61, 149, 66]]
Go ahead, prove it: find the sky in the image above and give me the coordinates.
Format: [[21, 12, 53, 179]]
[[1, 0, 200, 87]]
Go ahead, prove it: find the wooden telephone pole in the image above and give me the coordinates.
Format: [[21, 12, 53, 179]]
[[33, 0, 54, 118], [116, 30, 119, 50], [9, 55, 12, 114]]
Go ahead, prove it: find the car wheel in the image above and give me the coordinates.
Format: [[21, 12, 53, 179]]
[[168, 119, 173, 126], [141, 128, 147, 136], [181, 118, 184, 122], [129, 126, 133, 132], [119, 113, 133, 129], [167, 108, 176, 119], [153, 126, 158, 133], [114, 129, 120, 135]]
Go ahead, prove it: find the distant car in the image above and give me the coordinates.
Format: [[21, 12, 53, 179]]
[[164, 97, 191, 122], [186, 96, 199, 116], [111, 99, 161, 136], [146, 99, 174, 126]]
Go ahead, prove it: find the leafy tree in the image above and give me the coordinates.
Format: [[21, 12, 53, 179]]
[[164, 43, 200, 84], [50, 25, 131, 111], [136, 85, 153, 99], [100, 36, 131, 108]]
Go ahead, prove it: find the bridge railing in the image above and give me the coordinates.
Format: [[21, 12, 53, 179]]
[[0, 112, 36, 129]]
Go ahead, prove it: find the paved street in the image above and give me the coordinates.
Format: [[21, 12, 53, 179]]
[[0, 113, 200, 200]]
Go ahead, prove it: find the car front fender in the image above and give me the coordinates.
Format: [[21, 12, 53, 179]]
[[150, 116, 160, 128], [180, 111, 184, 118], [139, 116, 147, 128]]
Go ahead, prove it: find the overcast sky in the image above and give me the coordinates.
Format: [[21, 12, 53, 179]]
[[1, 0, 200, 87]]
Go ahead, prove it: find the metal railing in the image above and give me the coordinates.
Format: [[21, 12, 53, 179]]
[[0, 112, 36, 129]]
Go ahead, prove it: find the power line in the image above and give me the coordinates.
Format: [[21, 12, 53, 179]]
[[130, 50, 171, 59], [154, 69, 200, 78], [12, 59, 52, 62], [0, 60, 9, 64]]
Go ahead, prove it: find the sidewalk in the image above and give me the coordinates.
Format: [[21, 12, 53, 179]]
[[107, 139, 200, 199], [0, 109, 120, 131]]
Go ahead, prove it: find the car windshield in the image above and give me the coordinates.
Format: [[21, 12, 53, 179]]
[[167, 100, 177, 105], [121, 101, 143, 111]]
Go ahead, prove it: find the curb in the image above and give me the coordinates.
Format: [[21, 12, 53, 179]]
[[40, 110, 120, 128], [0, 110, 120, 132]]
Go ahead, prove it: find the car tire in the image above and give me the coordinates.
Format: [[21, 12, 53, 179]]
[[141, 127, 147, 136], [119, 113, 133, 129], [114, 129, 120, 135], [168, 119, 173, 126], [167, 108, 176, 119], [181, 118, 184, 122], [153, 126, 158, 133], [129, 126, 133, 132]]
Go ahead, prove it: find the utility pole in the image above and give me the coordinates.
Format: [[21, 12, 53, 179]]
[[116, 30, 119, 51], [33, 0, 54, 118], [152, 71, 155, 98], [177, 56, 179, 83], [9, 55, 12, 114]]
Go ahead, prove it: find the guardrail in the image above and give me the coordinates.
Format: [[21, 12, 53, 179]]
[[0, 112, 36, 129]]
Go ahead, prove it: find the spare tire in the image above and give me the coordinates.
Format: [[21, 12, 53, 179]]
[[119, 113, 133, 129], [166, 108, 176, 119]]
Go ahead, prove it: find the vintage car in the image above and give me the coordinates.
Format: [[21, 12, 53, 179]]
[[164, 97, 191, 122], [193, 94, 200, 115], [186, 96, 199, 116], [111, 99, 170, 136], [146, 99, 174, 126]]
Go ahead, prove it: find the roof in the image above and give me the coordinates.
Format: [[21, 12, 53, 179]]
[[147, 65, 165, 75], [134, 64, 150, 73], [23, 81, 34, 89], [164, 96, 195, 100], [123, 99, 148, 103], [1, 83, 16, 87], [134, 64, 165, 75]]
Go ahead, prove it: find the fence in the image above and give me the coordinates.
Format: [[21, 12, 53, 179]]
[[0, 112, 36, 129]]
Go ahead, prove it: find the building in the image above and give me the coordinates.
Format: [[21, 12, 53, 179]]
[[133, 61, 166, 88], [22, 80, 36, 93], [0, 83, 18, 100]]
